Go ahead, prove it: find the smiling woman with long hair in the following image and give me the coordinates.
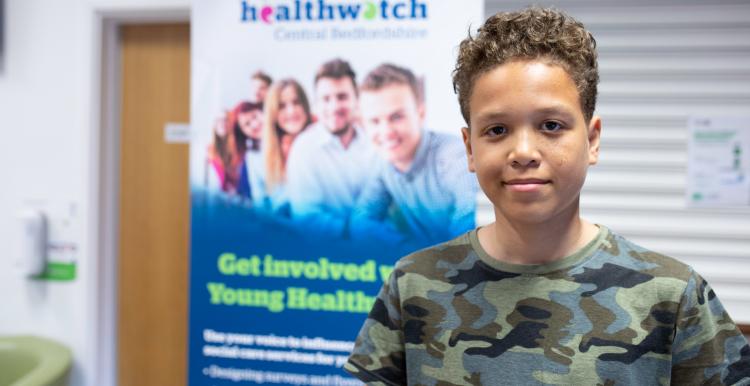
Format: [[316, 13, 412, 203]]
[[257, 78, 312, 214]]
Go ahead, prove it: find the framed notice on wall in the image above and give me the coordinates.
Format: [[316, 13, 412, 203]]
[[687, 116, 750, 207]]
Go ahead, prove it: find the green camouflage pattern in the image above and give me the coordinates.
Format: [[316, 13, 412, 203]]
[[345, 226, 750, 385]]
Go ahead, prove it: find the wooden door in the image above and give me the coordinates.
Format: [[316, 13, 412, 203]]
[[118, 23, 190, 386]]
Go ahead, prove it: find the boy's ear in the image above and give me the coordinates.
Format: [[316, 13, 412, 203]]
[[461, 127, 475, 172], [587, 115, 602, 165]]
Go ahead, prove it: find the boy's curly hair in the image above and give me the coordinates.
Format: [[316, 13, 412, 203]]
[[452, 7, 598, 125]]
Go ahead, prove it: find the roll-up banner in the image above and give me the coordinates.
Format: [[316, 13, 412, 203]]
[[189, 1, 483, 384]]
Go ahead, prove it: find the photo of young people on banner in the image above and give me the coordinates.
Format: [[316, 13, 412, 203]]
[[200, 58, 478, 252]]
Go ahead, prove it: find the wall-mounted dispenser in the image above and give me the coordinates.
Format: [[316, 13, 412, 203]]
[[14, 209, 48, 277]]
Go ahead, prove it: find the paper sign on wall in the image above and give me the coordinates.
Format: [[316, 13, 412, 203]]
[[687, 116, 750, 207]]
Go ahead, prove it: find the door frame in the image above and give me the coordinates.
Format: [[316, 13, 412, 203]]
[[93, 4, 189, 386]]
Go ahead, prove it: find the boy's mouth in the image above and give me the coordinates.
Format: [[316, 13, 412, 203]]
[[503, 178, 551, 192]]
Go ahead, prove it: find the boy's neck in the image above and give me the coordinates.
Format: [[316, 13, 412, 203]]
[[478, 207, 599, 265]]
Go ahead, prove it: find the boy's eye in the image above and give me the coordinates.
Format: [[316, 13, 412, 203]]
[[542, 121, 563, 132], [486, 125, 507, 137]]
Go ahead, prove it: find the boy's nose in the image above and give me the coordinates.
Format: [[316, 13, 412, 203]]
[[509, 129, 540, 167]]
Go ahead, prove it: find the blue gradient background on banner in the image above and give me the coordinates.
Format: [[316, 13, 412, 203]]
[[189, 190, 409, 383]]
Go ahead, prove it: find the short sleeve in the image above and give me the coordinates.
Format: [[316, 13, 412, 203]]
[[345, 269, 406, 385], [671, 271, 750, 385]]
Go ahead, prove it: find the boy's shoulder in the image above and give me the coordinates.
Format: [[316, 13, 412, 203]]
[[597, 227, 695, 284], [392, 231, 476, 277]]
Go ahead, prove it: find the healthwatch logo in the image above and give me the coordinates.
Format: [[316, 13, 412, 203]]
[[240, 0, 428, 23]]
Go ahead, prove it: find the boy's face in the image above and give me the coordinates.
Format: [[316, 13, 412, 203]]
[[360, 84, 424, 171], [462, 60, 600, 225], [315, 77, 358, 136]]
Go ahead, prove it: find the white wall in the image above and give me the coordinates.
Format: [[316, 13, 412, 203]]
[[0, 1, 189, 385]]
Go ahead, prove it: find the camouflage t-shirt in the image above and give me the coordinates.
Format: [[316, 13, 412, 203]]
[[346, 226, 750, 385]]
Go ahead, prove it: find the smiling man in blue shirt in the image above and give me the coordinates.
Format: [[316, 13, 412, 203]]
[[350, 63, 478, 249], [287, 58, 375, 238]]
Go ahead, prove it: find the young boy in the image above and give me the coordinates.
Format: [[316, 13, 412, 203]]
[[345, 7, 750, 385]]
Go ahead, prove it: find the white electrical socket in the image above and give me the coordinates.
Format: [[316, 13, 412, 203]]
[[14, 209, 48, 277]]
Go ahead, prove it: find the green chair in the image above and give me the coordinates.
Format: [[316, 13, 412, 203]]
[[0, 336, 72, 386]]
